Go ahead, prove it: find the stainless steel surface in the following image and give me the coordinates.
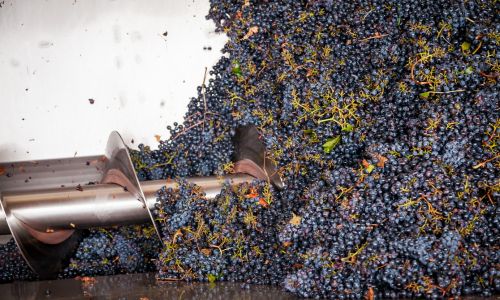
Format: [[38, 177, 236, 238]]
[[0, 273, 300, 300], [0, 207, 9, 236], [102, 132, 149, 222], [1, 196, 82, 279], [0, 234, 11, 244], [102, 131, 162, 241], [2, 184, 150, 233], [0, 272, 494, 300], [0, 154, 106, 245], [0, 155, 106, 192], [0, 132, 153, 279]]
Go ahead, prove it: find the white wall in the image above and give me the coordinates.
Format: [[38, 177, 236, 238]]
[[0, 0, 227, 162]]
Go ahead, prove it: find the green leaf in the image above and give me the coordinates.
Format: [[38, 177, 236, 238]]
[[304, 129, 314, 135], [322, 136, 341, 154], [461, 41, 471, 52], [365, 164, 375, 173], [465, 66, 474, 75], [207, 274, 217, 283], [419, 91, 431, 99], [232, 61, 242, 77], [342, 124, 354, 132]]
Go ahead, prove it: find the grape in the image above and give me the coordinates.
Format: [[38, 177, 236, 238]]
[[0, 239, 37, 282]]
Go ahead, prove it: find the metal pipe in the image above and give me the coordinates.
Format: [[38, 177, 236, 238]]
[[0, 174, 253, 235]]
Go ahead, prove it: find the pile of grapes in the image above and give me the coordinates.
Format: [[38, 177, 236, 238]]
[[1, 0, 499, 299], [134, 0, 499, 298]]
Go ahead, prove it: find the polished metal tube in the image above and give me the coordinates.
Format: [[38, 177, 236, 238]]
[[0, 208, 9, 236], [3, 184, 150, 232], [0, 174, 253, 235]]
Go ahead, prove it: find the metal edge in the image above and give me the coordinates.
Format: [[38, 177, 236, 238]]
[[0, 194, 82, 279], [233, 125, 284, 189], [102, 131, 161, 240], [0, 196, 34, 269]]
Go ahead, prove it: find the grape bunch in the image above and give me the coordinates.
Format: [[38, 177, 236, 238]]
[[59, 226, 160, 278], [154, 180, 298, 285]]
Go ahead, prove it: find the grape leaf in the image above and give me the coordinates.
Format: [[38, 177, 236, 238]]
[[461, 41, 471, 52], [342, 124, 354, 132], [232, 61, 242, 77], [258, 198, 270, 208], [419, 91, 431, 99], [322, 136, 341, 154]]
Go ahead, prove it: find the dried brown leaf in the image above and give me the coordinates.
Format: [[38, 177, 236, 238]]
[[361, 159, 370, 168], [200, 248, 212, 256], [258, 198, 269, 208], [289, 213, 302, 226], [242, 26, 259, 40], [376, 154, 388, 168], [245, 187, 259, 198], [365, 287, 374, 300]]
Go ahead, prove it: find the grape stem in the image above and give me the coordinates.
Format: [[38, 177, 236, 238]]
[[359, 32, 387, 42], [472, 154, 500, 169]]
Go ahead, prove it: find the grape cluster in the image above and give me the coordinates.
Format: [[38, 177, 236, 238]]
[[154, 180, 297, 285], [58, 226, 160, 278]]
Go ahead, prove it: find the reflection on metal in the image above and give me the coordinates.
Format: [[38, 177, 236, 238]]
[[0, 154, 106, 279], [102, 131, 161, 240], [0, 273, 299, 300], [1, 187, 81, 278], [0, 154, 106, 247], [233, 125, 284, 189], [0, 126, 282, 279], [0, 155, 107, 193], [0, 132, 145, 279]]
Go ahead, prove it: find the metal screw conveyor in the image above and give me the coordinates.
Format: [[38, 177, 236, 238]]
[[0, 125, 283, 279]]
